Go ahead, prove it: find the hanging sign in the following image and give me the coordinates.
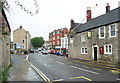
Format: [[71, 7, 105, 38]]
[[87, 32, 92, 39]]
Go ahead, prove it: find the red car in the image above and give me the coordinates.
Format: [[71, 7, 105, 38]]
[[63, 53, 68, 57], [50, 50, 57, 54]]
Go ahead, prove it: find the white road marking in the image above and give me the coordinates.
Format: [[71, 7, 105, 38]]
[[77, 67, 98, 74], [25, 55, 29, 61], [48, 58, 53, 61], [56, 61, 65, 65], [70, 65, 98, 75], [116, 78, 120, 81], [70, 66, 78, 69], [59, 62, 64, 65], [47, 57, 98, 75]]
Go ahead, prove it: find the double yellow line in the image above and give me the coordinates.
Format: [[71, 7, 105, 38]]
[[27, 61, 51, 82], [53, 76, 92, 81]]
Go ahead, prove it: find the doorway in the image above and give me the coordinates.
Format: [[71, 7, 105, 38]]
[[94, 47, 97, 61], [92, 45, 98, 61]]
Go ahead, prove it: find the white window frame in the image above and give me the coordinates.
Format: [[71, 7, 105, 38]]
[[81, 35, 86, 42], [70, 38, 73, 43], [50, 42, 52, 45], [22, 44, 25, 49], [99, 26, 105, 39], [65, 44, 67, 48], [53, 42, 55, 45], [65, 38, 68, 43], [53, 32, 55, 35], [81, 47, 87, 54], [62, 39, 64, 43], [57, 31, 60, 34], [62, 44, 64, 48], [53, 37, 55, 40], [109, 23, 117, 38], [104, 44, 112, 54], [57, 41, 59, 45], [57, 36, 59, 39]]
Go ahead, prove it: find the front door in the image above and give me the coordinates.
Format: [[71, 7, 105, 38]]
[[94, 47, 97, 61]]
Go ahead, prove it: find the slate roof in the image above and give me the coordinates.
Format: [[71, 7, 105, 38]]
[[76, 7, 120, 33], [70, 23, 79, 30]]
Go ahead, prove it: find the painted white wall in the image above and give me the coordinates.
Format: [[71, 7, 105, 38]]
[[61, 36, 68, 49]]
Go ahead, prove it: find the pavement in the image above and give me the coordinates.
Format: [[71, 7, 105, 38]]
[[7, 54, 43, 81], [66, 57, 119, 69]]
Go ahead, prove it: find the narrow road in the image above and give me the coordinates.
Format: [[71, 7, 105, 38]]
[[28, 52, 118, 82]]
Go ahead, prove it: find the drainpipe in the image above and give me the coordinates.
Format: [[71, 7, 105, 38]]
[[26, 32, 27, 52]]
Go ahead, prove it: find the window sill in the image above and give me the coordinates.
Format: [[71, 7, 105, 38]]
[[104, 53, 112, 54], [81, 53, 87, 54], [109, 36, 116, 38], [99, 37, 105, 39]]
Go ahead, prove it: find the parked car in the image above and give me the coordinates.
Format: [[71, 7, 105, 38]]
[[30, 49, 34, 53], [63, 53, 68, 57], [49, 50, 56, 54], [35, 49, 39, 53], [38, 48, 42, 51], [41, 49, 48, 54], [47, 50, 51, 53], [55, 52, 62, 56]]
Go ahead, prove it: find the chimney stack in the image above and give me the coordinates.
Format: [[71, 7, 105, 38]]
[[106, 3, 110, 13], [118, 1, 120, 7], [20, 25, 22, 28], [86, 7, 92, 22]]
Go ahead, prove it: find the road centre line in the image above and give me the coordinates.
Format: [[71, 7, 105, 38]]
[[77, 67, 98, 75], [70, 65, 98, 74], [70, 65, 78, 69], [57, 61, 65, 65], [48, 58, 53, 61]]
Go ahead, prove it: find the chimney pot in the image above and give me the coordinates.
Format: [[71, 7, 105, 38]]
[[86, 7, 92, 22], [20, 25, 22, 28], [106, 3, 110, 13], [87, 7, 91, 11]]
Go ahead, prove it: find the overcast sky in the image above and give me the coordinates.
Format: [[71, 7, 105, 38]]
[[5, 0, 120, 41]]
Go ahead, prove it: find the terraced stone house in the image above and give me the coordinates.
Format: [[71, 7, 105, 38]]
[[13, 26, 31, 54], [68, 5, 120, 62]]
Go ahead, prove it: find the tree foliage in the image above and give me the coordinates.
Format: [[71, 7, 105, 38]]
[[31, 37, 44, 48]]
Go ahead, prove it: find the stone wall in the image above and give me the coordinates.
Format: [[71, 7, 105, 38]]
[[68, 22, 119, 62]]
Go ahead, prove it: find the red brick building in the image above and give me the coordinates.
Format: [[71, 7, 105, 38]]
[[48, 28, 68, 50]]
